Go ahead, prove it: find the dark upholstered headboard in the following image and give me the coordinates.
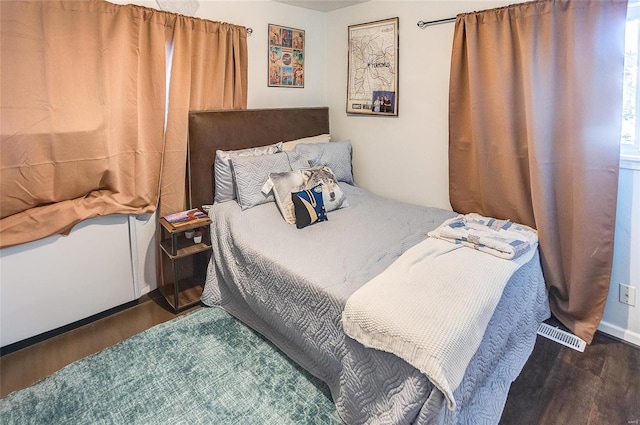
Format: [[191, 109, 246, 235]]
[[188, 107, 330, 210]]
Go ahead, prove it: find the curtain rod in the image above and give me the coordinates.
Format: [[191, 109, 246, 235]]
[[247, 28, 253, 35], [417, 17, 456, 29]]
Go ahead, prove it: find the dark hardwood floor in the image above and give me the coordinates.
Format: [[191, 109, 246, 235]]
[[0, 292, 198, 398], [501, 329, 640, 425], [1, 296, 638, 425]]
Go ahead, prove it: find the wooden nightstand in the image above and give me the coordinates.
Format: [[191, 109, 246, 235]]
[[158, 212, 212, 311]]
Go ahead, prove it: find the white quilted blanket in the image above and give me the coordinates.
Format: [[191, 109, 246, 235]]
[[342, 237, 538, 410]]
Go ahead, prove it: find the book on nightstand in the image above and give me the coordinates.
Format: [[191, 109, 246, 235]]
[[162, 208, 208, 229]]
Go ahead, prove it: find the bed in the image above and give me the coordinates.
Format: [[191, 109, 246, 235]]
[[188, 107, 550, 425]]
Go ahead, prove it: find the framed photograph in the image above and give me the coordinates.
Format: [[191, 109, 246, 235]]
[[346, 17, 399, 116], [268, 24, 305, 88]]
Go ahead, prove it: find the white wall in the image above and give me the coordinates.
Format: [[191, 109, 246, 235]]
[[600, 163, 640, 346], [326, 1, 516, 210], [110, 0, 328, 109], [197, 1, 327, 109]]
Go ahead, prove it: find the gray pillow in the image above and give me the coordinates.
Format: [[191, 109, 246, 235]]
[[294, 140, 354, 185], [231, 152, 292, 210], [285, 149, 311, 171], [214, 142, 283, 203]]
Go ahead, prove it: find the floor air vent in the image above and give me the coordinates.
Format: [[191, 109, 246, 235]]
[[537, 323, 586, 352]]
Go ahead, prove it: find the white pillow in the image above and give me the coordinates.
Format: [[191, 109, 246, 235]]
[[262, 170, 306, 224], [282, 134, 331, 151], [214, 142, 283, 203]]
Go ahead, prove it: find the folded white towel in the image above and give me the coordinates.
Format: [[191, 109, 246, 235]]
[[427, 213, 537, 259]]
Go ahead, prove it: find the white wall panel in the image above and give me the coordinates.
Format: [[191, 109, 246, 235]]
[[0, 215, 136, 347]]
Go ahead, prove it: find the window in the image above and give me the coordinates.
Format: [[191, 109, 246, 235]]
[[622, 1, 640, 158]]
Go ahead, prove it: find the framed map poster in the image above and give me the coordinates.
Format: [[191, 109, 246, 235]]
[[346, 17, 398, 116], [268, 24, 305, 88]]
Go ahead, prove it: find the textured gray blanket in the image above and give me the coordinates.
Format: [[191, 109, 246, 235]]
[[202, 184, 549, 424]]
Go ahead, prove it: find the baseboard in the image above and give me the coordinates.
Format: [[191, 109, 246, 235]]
[[0, 290, 165, 356], [598, 320, 640, 348], [0, 300, 137, 356]]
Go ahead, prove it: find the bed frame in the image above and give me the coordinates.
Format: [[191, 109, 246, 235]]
[[187, 107, 330, 210], [185, 107, 549, 424]]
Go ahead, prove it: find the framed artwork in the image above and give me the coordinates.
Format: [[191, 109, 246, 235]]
[[346, 17, 399, 116], [268, 24, 305, 88]]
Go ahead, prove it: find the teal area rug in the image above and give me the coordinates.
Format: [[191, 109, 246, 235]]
[[0, 307, 343, 424]]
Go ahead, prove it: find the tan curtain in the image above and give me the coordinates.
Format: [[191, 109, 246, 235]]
[[160, 17, 248, 215], [0, 0, 168, 248], [449, 0, 627, 343], [0, 1, 248, 248]]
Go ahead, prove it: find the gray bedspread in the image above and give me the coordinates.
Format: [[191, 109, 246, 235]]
[[202, 184, 550, 424]]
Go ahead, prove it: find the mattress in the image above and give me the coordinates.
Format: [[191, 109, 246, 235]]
[[202, 183, 549, 424]]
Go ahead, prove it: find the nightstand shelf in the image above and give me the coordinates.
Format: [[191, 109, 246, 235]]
[[159, 238, 211, 260], [159, 213, 212, 311], [162, 281, 204, 308]]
